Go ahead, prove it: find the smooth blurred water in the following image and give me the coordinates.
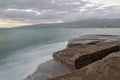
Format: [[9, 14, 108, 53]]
[[0, 28, 120, 80]]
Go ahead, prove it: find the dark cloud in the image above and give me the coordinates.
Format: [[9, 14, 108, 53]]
[[0, 0, 120, 23]]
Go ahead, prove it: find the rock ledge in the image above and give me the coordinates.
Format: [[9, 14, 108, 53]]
[[49, 35, 120, 80]]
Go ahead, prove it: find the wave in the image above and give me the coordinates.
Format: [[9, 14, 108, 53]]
[[0, 41, 67, 80]]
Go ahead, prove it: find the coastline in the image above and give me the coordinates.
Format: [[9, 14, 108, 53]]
[[24, 34, 120, 80], [50, 35, 120, 80], [22, 41, 68, 80], [1, 29, 120, 80]]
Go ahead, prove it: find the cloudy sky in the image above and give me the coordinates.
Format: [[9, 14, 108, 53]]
[[0, 0, 120, 28]]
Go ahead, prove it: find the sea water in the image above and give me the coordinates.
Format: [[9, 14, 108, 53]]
[[0, 28, 120, 80]]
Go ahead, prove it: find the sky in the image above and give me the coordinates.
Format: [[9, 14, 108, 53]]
[[0, 0, 120, 28]]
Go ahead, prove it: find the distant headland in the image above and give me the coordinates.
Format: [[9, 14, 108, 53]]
[[16, 18, 120, 28]]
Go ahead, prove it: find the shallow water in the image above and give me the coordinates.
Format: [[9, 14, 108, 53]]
[[0, 28, 120, 80]]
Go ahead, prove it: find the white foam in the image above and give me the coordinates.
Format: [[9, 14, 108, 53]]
[[0, 41, 67, 80]]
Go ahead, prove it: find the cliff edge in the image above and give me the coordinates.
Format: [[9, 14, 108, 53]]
[[49, 35, 120, 80]]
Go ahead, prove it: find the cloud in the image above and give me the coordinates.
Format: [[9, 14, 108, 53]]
[[65, 2, 81, 5], [89, 0, 120, 6], [6, 8, 42, 15], [0, 0, 120, 24]]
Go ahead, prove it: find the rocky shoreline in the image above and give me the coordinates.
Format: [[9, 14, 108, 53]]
[[25, 35, 120, 80], [24, 59, 70, 80]]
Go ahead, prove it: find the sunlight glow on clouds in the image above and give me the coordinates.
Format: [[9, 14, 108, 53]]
[[46, 20, 63, 23], [0, 20, 31, 28]]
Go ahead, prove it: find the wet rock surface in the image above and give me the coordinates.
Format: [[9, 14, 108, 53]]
[[24, 60, 69, 80]]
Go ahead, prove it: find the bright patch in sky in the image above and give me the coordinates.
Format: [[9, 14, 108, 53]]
[[0, 20, 31, 28], [51, 0, 55, 4], [65, 2, 81, 5], [6, 9, 42, 15], [89, 0, 120, 6]]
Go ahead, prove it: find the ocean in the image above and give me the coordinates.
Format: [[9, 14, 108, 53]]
[[0, 28, 120, 80]]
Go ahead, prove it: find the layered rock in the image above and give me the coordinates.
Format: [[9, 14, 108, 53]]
[[50, 35, 120, 80], [67, 35, 120, 48], [49, 51, 120, 80], [53, 41, 120, 71]]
